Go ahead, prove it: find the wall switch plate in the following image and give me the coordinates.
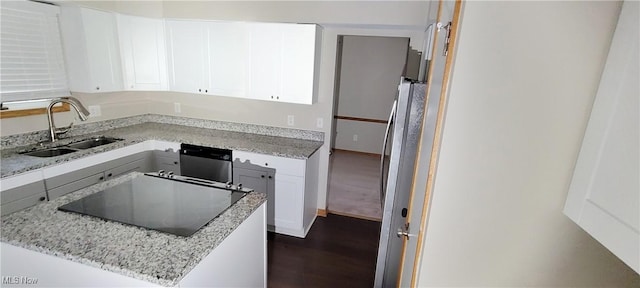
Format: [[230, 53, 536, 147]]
[[174, 103, 181, 113], [353, 134, 358, 142], [88, 105, 101, 118], [316, 117, 323, 128], [287, 115, 295, 126]]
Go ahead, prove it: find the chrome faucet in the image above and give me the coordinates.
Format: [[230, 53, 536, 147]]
[[47, 97, 90, 142]]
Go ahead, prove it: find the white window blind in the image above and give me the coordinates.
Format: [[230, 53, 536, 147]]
[[0, 0, 69, 102]]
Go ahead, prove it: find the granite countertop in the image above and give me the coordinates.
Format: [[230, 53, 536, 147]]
[[1, 121, 323, 178], [0, 172, 267, 286]]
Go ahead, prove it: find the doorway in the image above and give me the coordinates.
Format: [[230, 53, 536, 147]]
[[328, 35, 420, 221]]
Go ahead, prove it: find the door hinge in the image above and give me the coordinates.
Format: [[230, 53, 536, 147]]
[[397, 222, 417, 240], [437, 21, 452, 56]]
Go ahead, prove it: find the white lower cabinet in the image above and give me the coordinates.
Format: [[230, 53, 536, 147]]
[[0, 170, 47, 216], [44, 152, 150, 200], [233, 150, 319, 238], [0, 204, 267, 287]]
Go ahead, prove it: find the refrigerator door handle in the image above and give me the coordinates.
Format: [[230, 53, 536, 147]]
[[380, 100, 397, 208]]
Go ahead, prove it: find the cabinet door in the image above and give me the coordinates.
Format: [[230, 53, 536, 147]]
[[166, 20, 207, 94], [118, 15, 168, 91], [152, 150, 181, 174], [207, 22, 250, 97], [563, 1, 639, 273], [1, 180, 47, 216], [273, 174, 304, 230], [233, 167, 272, 225], [47, 172, 104, 200], [60, 7, 123, 93], [248, 23, 281, 101], [280, 24, 317, 104], [105, 158, 146, 180]]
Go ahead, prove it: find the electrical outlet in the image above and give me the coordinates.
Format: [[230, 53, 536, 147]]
[[287, 115, 294, 126], [353, 134, 358, 142], [88, 105, 101, 118], [174, 103, 181, 113], [316, 117, 323, 128]]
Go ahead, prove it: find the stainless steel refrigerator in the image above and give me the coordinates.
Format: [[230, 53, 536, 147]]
[[374, 77, 439, 287]]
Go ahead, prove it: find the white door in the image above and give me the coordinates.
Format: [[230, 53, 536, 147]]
[[396, 1, 458, 287], [563, 1, 639, 274], [81, 9, 122, 92], [166, 20, 206, 94], [207, 22, 250, 97], [117, 15, 168, 91], [280, 24, 316, 104], [248, 23, 281, 101]]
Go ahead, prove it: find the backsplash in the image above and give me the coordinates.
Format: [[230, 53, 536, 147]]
[[0, 114, 324, 149]]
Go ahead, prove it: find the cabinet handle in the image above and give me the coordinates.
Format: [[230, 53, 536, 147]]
[[107, 173, 113, 177], [261, 175, 265, 178], [39, 196, 46, 201]]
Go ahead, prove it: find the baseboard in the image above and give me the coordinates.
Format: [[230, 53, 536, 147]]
[[317, 209, 327, 217], [332, 149, 381, 157], [327, 210, 382, 222]]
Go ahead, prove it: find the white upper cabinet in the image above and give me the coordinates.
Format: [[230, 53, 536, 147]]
[[166, 20, 249, 97], [59, 7, 123, 93], [207, 22, 250, 98], [165, 20, 207, 94], [564, 1, 639, 273], [117, 15, 168, 91], [248, 23, 321, 105]]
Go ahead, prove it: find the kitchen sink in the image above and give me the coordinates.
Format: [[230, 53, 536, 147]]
[[22, 148, 78, 157], [20, 137, 123, 158], [67, 137, 123, 150]]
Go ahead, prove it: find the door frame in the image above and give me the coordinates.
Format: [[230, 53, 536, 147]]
[[396, 0, 464, 286]]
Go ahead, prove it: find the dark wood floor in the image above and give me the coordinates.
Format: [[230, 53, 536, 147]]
[[267, 214, 382, 288]]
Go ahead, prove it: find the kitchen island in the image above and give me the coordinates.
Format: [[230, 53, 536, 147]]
[[1, 172, 267, 287], [1, 114, 322, 238]]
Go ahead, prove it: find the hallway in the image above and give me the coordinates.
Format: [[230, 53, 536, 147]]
[[327, 150, 382, 221]]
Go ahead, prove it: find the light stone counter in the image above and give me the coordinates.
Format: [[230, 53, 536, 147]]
[[1, 114, 323, 178], [0, 172, 267, 286]]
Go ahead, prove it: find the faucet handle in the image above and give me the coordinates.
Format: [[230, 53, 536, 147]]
[[54, 122, 74, 135]]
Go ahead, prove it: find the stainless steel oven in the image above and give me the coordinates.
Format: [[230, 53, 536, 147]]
[[179, 144, 232, 183]]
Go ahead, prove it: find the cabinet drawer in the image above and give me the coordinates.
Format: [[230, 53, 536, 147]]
[[105, 158, 146, 179], [1, 180, 46, 204], [47, 172, 104, 200], [232, 151, 305, 177], [1, 191, 47, 216], [45, 162, 105, 189]]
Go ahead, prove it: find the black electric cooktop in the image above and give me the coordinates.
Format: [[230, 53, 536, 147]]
[[58, 172, 252, 237]]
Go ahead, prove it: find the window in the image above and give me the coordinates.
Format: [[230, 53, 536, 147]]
[[0, 0, 69, 106]]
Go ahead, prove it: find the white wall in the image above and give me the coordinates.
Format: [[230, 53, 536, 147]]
[[334, 35, 409, 154], [0, 1, 432, 212], [417, 1, 640, 286]]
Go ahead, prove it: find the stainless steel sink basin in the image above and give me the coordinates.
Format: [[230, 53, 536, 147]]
[[22, 148, 78, 157], [67, 137, 123, 150], [20, 137, 124, 158]]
